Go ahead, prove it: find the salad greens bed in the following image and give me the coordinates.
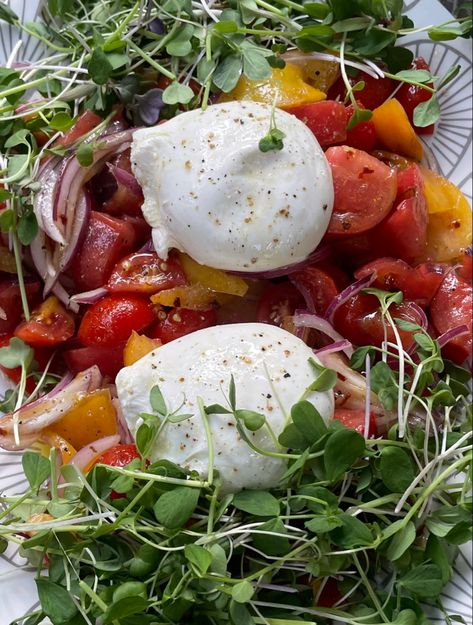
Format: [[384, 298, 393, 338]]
[[0, 1, 472, 625]]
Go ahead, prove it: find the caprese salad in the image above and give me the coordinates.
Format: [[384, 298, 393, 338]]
[[0, 1, 471, 624]]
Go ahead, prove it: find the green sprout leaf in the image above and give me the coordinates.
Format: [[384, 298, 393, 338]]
[[88, 47, 114, 85], [22, 451, 51, 491], [153, 486, 200, 529], [233, 490, 280, 517], [162, 82, 195, 105]]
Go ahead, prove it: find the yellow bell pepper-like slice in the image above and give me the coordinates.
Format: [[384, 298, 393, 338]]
[[419, 167, 472, 262], [51, 389, 118, 450], [282, 52, 340, 93], [371, 99, 423, 161], [178, 253, 248, 297], [123, 331, 162, 366], [36, 431, 77, 464], [220, 63, 326, 109]]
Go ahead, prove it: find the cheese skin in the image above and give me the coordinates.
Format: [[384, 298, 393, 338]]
[[131, 101, 333, 273], [115, 323, 334, 493]]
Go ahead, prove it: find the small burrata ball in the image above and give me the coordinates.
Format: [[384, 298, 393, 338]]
[[115, 323, 334, 494], [131, 101, 334, 273]]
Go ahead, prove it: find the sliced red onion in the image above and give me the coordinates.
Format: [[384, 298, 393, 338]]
[[409, 301, 428, 331], [293, 309, 354, 357], [25, 371, 74, 411], [113, 398, 134, 445], [325, 274, 376, 323], [70, 287, 108, 305], [0, 366, 103, 451], [437, 325, 470, 348], [67, 434, 120, 473], [138, 239, 154, 253], [290, 274, 315, 312], [34, 156, 66, 244], [315, 339, 353, 357], [56, 190, 91, 274], [108, 164, 143, 198], [228, 245, 332, 279]]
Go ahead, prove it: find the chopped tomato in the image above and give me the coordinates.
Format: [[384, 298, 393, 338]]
[[64, 344, 125, 378], [314, 577, 343, 608], [58, 110, 102, 147], [325, 146, 397, 236], [256, 282, 305, 326], [334, 408, 377, 437], [123, 331, 161, 366], [328, 72, 395, 110], [68, 211, 138, 292], [374, 163, 428, 263], [150, 307, 217, 344], [0, 278, 41, 335], [291, 263, 347, 316], [344, 103, 377, 152], [355, 258, 446, 307], [430, 268, 472, 364], [458, 253, 473, 282], [333, 293, 425, 350], [14, 296, 75, 347], [107, 252, 186, 294], [396, 58, 435, 135], [78, 295, 155, 347], [95, 443, 140, 467], [285, 100, 347, 147]]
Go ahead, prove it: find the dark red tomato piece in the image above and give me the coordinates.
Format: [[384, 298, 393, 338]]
[[325, 146, 397, 236], [430, 269, 472, 364], [333, 293, 424, 350], [107, 252, 186, 294], [291, 263, 347, 316], [316, 577, 343, 608], [256, 282, 305, 326], [328, 72, 395, 110], [58, 111, 102, 147], [96, 444, 140, 467], [286, 100, 347, 147], [78, 295, 155, 347], [64, 344, 125, 378], [344, 103, 377, 152], [333, 408, 376, 437], [374, 163, 428, 263], [0, 277, 41, 335], [14, 296, 75, 347], [355, 257, 446, 307], [68, 211, 138, 292], [121, 215, 152, 245], [150, 308, 217, 344], [396, 58, 435, 135], [457, 252, 473, 282]]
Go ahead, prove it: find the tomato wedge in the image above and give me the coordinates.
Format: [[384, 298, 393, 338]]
[[325, 146, 397, 236], [286, 100, 347, 147], [78, 295, 155, 347], [14, 296, 75, 347], [291, 263, 347, 316], [64, 344, 125, 378], [150, 308, 217, 344], [256, 282, 305, 326], [396, 58, 435, 135], [58, 110, 102, 147], [334, 408, 376, 437], [107, 253, 187, 294], [344, 103, 378, 152], [328, 71, 394, 110]]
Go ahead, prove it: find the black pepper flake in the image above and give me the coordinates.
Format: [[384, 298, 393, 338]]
[[283, 372, 291, 378]]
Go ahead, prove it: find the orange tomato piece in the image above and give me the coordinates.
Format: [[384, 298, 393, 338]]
[[123, 331, 161, 366], [371, 99, 423, 161], [178, 253, 248, 296], [39, 430, 77, 463], [282, 52, 340, 92], [51, 389, 118, 450]]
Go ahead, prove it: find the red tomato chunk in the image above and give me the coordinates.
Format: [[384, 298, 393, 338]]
[[286, 100, 347, 147], [150, 307, 217, 343], [107, 252, 187, 294]]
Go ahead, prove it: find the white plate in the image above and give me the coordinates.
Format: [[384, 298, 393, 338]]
[[0, 0, 472, 623]]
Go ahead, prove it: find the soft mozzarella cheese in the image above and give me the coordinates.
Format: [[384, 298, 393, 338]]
[[116, 323, 334, 493], [131, 101, 333, 272]]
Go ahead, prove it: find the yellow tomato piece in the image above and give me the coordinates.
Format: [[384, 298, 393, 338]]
[[371, 99, 423, 161], [123, 331, 162, 366], [51, 389, 118, 450], [418, 168, 472, 262], [151, 284, 232, 309], [0, 244, 17, 273], [178, 253, 248, 297], [221, 63, 326, 109], [39, 430, 77, 463], [282, 52, 340, 92]]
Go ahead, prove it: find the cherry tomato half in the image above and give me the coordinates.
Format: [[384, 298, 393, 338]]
[[78, 295, 155, 347], [333, 408, 377, 437], [107, 253, 187, 294], [256, 282, 305, 326], [14, 296, 75, 347], [150, 307, 217, 344], [58, 110, 103, 147], [396, 58, 435, 135], [328, 71, 395, 110], [286, 100, 347, 147], [96, 444, 140, 468], [291, 263, 347, 316], [344, 103, 378, 152]]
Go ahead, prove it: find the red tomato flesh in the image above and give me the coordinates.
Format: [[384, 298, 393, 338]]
[[334, 408, 377, 437], [58, 111, 102, 147], [78, 295, 155, 347], [150, 307, 217, 344], [96, 443, 140, 467], [0, 278, 41, 335], [344, 103, 378, 152], [326, 146, 397, 236], [68, 211, 138, 292], [328, 72, 395, 110], [286, 100, 347, 147], [64, 344, 125, 378], [256, 282, 305, 326], [396, 58, 435, 135], [14, 296, 75, 347], [107, 252, 187, 294], [291, 264, 346, 316]]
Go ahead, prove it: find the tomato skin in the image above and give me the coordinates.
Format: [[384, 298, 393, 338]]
[[149, 307, 217, 344], [14, 296, 75, 348], [328, 72, 395, 110], [96, 444, 140, 467], [78, 295, 155, 347], [58, 111, 102, 147], [291, 263, 347, 316], [68, 211, 138, 292], [0, 278, 41, 335], [325, 146, 397, 236], [107, 253, 187, 294], [355, 258, 446, 307], [333, 293, 424, 350], [286, 100, 347, 147], [64, 344, 124, 378], [430, 269, 472, 364], [458, 253, 473, 282], [344, 103, 378, 152], [256, 282, 305, 326], [334, 408, 376, 437], [316, 577, 343, 608], [396, 58, 435, 135]]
